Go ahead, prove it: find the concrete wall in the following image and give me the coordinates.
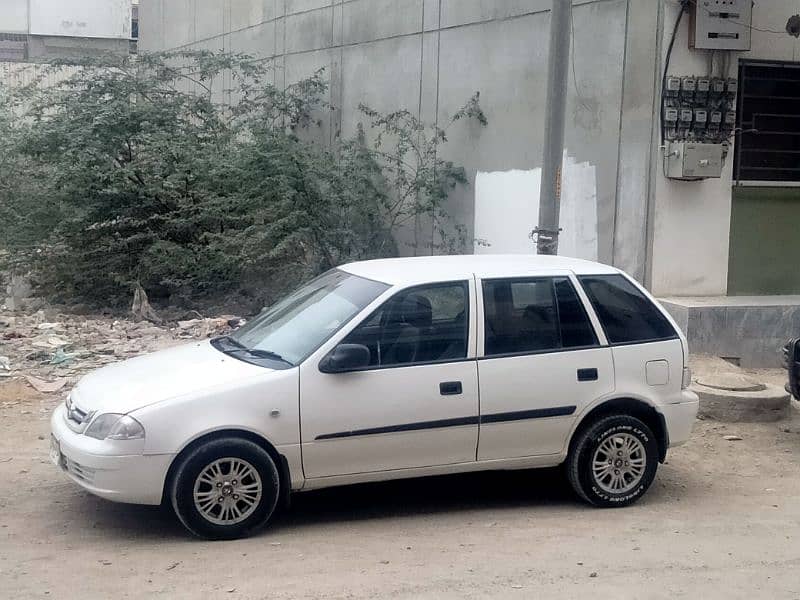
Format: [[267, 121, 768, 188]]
[[29, 0, 131, 39], [662, 296, 800, 367], [1, 0, 29, 33], [138, 0, 800, 295], [0, 61, 81, 88], [612, 0, 659, 284], [649, 1, 800, 297], [25, 35, 130, 61], [0, 0, 133, 63], [140, 0, 630, 262]]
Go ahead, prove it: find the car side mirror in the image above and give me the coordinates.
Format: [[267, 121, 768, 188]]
[[319, 343, 371, 373]]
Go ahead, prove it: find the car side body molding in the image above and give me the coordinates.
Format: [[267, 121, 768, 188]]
[[314, 405, 577, 440]]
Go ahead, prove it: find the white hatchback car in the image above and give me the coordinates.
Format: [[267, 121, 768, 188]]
[[51, 255, 698, 539]]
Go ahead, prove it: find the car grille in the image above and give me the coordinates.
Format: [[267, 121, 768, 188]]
[[64, 457, 95, 484], [64, 395, 91, 431]]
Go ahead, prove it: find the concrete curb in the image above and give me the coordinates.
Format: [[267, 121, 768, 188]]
[[692, 375, 791, 422]]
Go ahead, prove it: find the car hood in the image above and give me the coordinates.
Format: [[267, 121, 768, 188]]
[[69, 340, 273, 415]]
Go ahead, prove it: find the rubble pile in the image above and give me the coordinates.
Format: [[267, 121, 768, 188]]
[[0, 310, 245, 394]]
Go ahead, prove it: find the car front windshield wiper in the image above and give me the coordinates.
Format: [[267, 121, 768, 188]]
[[215, 335, 247, 350], [245, 348, 293, 365], [213, 336, 294, 366]]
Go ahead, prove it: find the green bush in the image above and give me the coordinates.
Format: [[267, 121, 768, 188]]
[[0, 52, 484, 308]]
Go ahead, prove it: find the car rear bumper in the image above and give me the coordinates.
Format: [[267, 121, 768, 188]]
[[659, 390, 699, 448], [50, 404, 173, 505]]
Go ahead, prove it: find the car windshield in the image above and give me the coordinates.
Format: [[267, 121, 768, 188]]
[[225, 269, 389, 366]]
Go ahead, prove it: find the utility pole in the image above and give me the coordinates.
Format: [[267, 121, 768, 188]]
[[535, 0, 572, 255]]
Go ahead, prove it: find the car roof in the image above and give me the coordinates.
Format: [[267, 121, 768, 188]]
[[339, 254, 620, 286]]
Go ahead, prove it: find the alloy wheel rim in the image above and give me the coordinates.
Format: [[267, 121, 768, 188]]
[[591, 433, 646, 494], [193, 458, 263, 525]]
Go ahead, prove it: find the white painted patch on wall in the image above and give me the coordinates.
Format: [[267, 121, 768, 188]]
[[473, 152, 598, 261]]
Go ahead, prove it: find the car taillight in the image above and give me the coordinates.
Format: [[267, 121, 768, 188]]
[[681, 366, 692, 389]]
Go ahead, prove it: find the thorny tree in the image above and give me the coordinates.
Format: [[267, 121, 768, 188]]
[[356, 94, 487, 254], [0, 51, 486, 308]]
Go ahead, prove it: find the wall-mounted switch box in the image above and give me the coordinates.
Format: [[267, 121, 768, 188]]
[[690, 0, 752, 51], [666, 142, 724, 179]]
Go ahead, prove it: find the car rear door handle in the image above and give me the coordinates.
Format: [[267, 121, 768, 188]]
[[577, 368, 598, 382], [439, 381, 462, 395]]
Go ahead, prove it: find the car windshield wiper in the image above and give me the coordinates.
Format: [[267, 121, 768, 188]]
[[215, 335, 247, 350], [246, 348, 292, 364], [213, 337, 293, 366]]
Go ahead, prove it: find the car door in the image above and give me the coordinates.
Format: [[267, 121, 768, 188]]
[[476, 273, 614, 460], [299, 279, 479, 479]]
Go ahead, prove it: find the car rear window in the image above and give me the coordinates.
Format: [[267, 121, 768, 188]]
[[578, 274, 676, 344]]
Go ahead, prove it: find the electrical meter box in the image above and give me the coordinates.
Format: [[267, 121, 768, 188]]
[[666, 142, 724, 179], [690, 0, 752, 51]]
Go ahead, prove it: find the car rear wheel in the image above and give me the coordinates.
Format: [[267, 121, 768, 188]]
[[567, 414, 659, 507], [170, 437, 280, 540]]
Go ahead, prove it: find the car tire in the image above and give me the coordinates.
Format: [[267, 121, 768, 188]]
[[169, 437, 280, 540], [566, 414, 659, 508]]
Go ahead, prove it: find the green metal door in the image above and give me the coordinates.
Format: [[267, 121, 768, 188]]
[[728, 186, 800, 295]]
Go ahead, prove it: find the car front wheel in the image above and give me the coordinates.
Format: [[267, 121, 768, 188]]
[[567, 414, 659, 507], [169, 437, 280, 540]]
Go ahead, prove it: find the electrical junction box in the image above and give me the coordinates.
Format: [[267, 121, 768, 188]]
[[665, 142, 724, 179], [690, 0, 752, 51]]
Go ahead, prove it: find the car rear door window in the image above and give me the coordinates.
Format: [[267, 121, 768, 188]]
[[483, 277, 597, 356], [578, 274, 677, 344]]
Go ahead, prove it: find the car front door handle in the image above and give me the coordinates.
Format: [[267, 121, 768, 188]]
[[439, 381, 463, 396]]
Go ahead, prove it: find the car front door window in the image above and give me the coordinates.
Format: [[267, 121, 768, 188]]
[[342, 282, 469, 368]]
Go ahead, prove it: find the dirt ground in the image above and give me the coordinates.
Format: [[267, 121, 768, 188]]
[[1, 363, 800, 599]]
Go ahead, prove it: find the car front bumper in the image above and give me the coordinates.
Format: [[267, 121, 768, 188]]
[[659, 390, 700, 448], [50, 403, 173, 505]]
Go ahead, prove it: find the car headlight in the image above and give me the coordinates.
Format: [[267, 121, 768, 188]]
[[84, 414, 145, 440]]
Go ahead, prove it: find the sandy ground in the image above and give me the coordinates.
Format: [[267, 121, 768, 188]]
[[2, 370, 800, 599]]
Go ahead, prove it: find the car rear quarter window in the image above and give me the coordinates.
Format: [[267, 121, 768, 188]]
[[578, 274, 677, 344]]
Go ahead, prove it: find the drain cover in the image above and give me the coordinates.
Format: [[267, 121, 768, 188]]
[[696, 373, 766, 392]]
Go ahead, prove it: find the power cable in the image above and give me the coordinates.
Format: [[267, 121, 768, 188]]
[[660, 0, 691, 145], [570, 8, 592, 113]]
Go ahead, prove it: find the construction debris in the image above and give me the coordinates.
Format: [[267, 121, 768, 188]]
[[0, 307, 245, 393], [24, 375, 67, 394]]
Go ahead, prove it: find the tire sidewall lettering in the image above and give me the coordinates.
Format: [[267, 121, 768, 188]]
[[578, 417, 658, 507]]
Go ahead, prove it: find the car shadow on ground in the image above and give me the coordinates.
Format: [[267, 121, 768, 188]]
[[70, 466, 678, 540], [62, 468, 577, 541], [274, 467, 579, 531]]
